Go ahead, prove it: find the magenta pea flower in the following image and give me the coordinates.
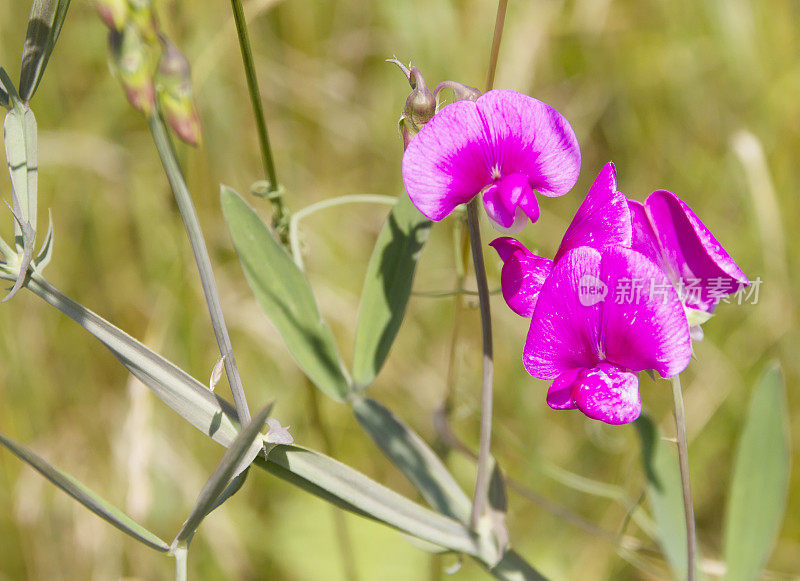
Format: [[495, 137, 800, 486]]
[[490, 162, 629, 316], [524, 246, 692, 424], [402, 89, 581, 231], [628, 191, 749, 313]]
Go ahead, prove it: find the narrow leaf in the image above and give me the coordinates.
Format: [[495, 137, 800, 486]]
[[352, 192, 431, 389], [174, 404, 273, 545], [635, 413, 688, 580], [351, 396, 471, 522], [33, 209, 53, 271], [221, 186, 351, 401], [22, 273, 242, 448], [255, 445, 482, 557], [19, 0, 71, 103], [723, 362, 790, 581], [0, 432, 170, 552]]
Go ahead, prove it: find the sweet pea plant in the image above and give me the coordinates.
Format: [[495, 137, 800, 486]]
[[0, 1, 790, 580]]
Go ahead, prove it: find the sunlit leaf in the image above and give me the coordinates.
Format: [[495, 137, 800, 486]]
[[723, 362, 790, 581], [352, 192, 431, 389], [635, 413, 688, 580], [351, 396, 471, 522], [0, 432, 170, 552], [221, 186, 351, 401], [174, 404, 273, 545]]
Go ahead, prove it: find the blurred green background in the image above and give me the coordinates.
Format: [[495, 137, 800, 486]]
[[0, 0, 797, 579]]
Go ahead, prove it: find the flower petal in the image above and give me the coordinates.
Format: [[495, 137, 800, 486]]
[[402, 100, 492, 221], [490, 237, 554, 318], [554, 162, 632, 262], [475, 90, 581, 198], [599, 247, 692, 378], [628, 200, 663, 267], [571, 362, 641, 425], [546, 368, 582, 410], [645, 190, 749, 310], [523, 247, 603, 380]]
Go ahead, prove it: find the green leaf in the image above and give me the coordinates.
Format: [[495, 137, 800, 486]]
[[255, 445, 483, 558], [635, 413, 688, 580], [4, 103, 38, 241], [19, 0, 72, 103], [0, 432, 170, 552], [174, 403, 273, 546], [351, 396, 471, 522], [352, 192, 431, 389], [221, 186, 351, 401], [23, 273, 242, 448], [723, 362, 790, 581]]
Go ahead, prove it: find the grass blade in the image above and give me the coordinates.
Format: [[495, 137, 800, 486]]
[[0, 432, 170, 552], [173, 403, 273, 546], [723, 362, 790, 580], [351, 192, 431, 389], [221, 185, 351, 401]]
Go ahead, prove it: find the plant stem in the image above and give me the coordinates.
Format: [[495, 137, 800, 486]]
[[671, 374, 696, 581], [485, 0, 509, 91], [148, 113, 252, 426], [173, 544, 188, 581], [466, 199, 494, 531], [229, 1, 283, 201]]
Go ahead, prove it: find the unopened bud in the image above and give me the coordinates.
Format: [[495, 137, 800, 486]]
[[108, 25, 158, 115], [155, 36, 202, 146], [403, 68, 436, 130], [388, 58, 437, 146], [95, 0, 128, 30]]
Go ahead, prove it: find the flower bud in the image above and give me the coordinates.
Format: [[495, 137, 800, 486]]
[[403, 68, 436, 131], [155, 36, 202, 146], [108, 25, 157, 115], [95, 0, 128, 31]]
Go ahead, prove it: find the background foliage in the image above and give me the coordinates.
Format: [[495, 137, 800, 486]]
[[0, 0, 797, 579]]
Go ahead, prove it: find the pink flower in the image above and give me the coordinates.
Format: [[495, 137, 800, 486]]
[[402, 90, 581, 231], [523, 246, 692, 424]]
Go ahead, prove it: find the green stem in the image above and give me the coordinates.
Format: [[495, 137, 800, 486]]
[[229, 0, 286, 215], [466, 199, 494, 531], [485, 0, 509, 91], [173, 544, 188, 581], [671, 374, 697, 581], [148, 113, 251, 426]]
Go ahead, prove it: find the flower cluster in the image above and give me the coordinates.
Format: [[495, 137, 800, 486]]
[[401, 89, 748, 425]]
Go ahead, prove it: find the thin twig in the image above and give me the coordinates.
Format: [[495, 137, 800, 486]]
[[485, 0, 509, 91], [671, 374, 697, 581], [148, 113, 251, 426], [466, 199, 494, 530]]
